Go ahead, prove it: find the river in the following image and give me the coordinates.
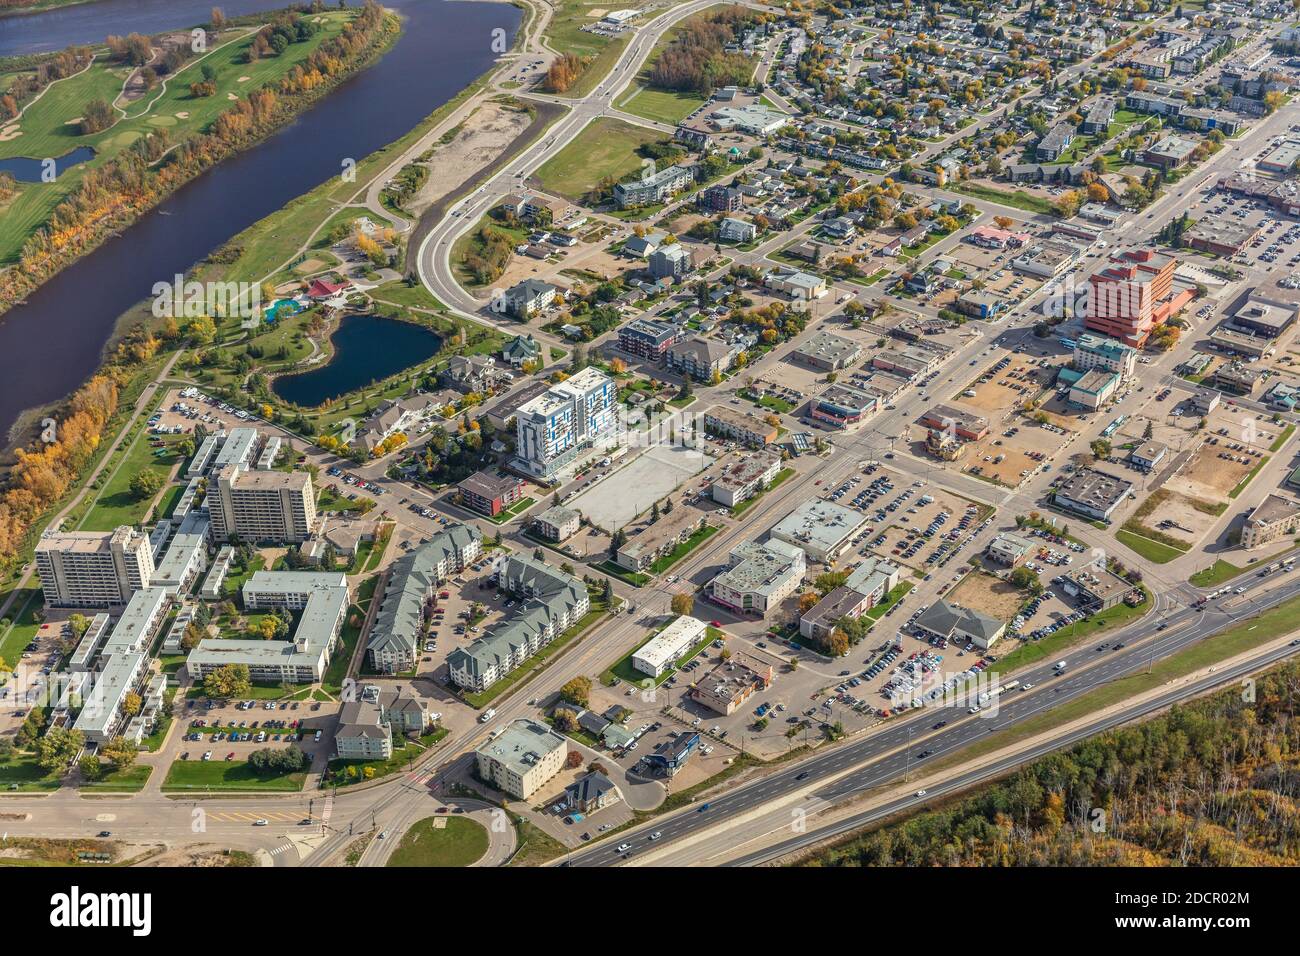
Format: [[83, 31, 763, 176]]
[[0, 0, 519, 445]]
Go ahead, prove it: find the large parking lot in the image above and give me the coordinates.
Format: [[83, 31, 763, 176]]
[[840, 464, 993, 574], [176, 696, 332, 764]]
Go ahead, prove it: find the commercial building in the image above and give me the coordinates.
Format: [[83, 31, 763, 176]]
[[688, 651, 774, 715], [912, 600, 1005, 650], [631, 614, 707, 678], [709, 539, 806, 615], [1068, 369, 1120, 410], [1225, 295, 1298, 339], [1211, 361, 1261, 396], [792, 331, 861, 371], [769, 499, 868, 563], [763, 268, 827, 300], [36, 526, 155, 608], [1128, 440, 1168, 472], [1186, 219, 1260, 258], [209, 464, 316, 544], [811, 383, 877, 430], [531, 505, 581, 542], [1242, 494, 1300, 549], [1011, 240, 1081, 279], [1052, 467, 1133, 521], [1086, 248, 1191, 347], [447, 556, 589, 692], [711, 451, 783, 507], [919, 404, 989, 442], [367, 525, 482, 673], [1059, 563, 1139, 612], [1073, 332, 1138, 379], [475, 718, 568, 799], [702, 405, 778, 447], [796, 559, 900, 642], [457, 470, 526, 518], [986, 531, 1035, 567], [1143, 134, 1198, 170], [514, 367, 619, 479]]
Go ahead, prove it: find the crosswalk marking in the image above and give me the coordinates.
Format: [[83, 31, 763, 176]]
[[210, 810, 298, 823]]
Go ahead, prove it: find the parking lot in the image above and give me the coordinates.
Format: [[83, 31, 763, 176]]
[[843, 464, 993, 574], [176, 696, 332, 765]]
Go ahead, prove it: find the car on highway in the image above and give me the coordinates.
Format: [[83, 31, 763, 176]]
[[795, 771, 810, 781], [254, 819, 268, 827], [616, 843, 631, 853]]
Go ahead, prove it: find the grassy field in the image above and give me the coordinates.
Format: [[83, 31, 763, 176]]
[[81, 765, 152, 793], [0, 11, 355, 264], [0, 752, 61, 792], [1188, 559, 1249, 588], [532, 117, 664, 203], [648, 523, 718, 574], [386, 815, 489, 867], [161, 758, 307, 792], [952, 182, 1055, 216], [616, 86, 705, 124]]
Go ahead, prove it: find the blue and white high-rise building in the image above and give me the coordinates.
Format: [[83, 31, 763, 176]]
[[514, 367, 619, 479]]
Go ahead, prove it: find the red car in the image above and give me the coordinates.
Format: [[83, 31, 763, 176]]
[[709, 620, 722, 628]]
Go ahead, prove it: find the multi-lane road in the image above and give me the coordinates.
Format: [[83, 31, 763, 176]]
[[563, 567, 1300, 866]]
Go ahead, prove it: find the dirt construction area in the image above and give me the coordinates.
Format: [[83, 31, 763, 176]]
[[1126, 487, 1220, 549], [406, 100, 535, 219], [1161, 405, 1282, 502], [947, 572, 1027, 621]]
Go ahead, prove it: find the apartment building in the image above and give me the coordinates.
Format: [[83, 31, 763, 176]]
[[367, 524, 482, 674], [613, 508, 707, 572], [209, 463, 316, 544], [709, 539, 806, 615], [514, 367, 619, 479], [36, 526, 155, 608], [475, 718, 568, 799], [702, 405, 778, 447], [447, 556, 589, 692], [1073, 332, 1138, 379], [711, 451, 783, 507]]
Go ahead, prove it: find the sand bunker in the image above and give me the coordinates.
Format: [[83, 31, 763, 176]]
[[237, 75, 251, 83], [175, 111, 190, 119], [227, 92, 239, 100], [66, 116, 83, 125]]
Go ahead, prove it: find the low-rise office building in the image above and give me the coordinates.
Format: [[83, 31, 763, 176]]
[[632, 615, 707, 678], [769, 499, 868, 563], [912, 600, 1005, 650], [1052, 467, 1133, 521], [1242, 493, 1300, 549], [709, 539, 805, 615]]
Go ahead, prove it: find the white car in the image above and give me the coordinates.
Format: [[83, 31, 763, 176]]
[[915, 790, 927, 797]]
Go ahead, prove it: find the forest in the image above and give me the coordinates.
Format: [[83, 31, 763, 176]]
[[647, 5, 764, 96], [802, 659, 1300, 866]]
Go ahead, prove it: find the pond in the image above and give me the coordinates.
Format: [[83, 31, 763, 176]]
[[0, 147, 96, 182], [271, 313, 443, 408]]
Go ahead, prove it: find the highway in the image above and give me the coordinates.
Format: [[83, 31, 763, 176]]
[[560, 567, 1300, 865]]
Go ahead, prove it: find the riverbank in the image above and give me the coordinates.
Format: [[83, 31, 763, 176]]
[[0, 5, 402, 316], [0, 0, 98, 20]]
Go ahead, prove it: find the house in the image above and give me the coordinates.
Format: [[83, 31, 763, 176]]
[[501, 334, 541, 367], [564, 771, 621, 813]]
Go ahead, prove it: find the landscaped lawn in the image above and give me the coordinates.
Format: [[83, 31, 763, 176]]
[[648, 523, 719, 574], [82, 765, 152, 793], [1188, 559, 1249, 588], [161, 759, 307, 792], [76, 432, 183, 532], [532, 117, 665, 203], [385, 815, 489, 867], [1115, 528, 1186, 564], [487, 497, 536, 525], [0, 752, 61, 792]]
